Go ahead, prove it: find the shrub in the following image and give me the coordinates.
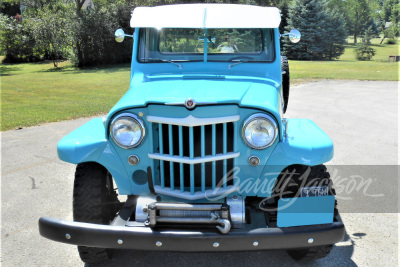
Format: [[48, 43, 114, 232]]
[[386, 38, 397, 44], [355, 44, 376, 60]]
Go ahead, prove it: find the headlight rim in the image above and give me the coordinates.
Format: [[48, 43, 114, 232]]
[[110, 113, 145, 149], [242, 113, 278, 150]]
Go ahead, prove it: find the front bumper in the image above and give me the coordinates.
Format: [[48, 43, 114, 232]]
[[39, 217, 345, 251]]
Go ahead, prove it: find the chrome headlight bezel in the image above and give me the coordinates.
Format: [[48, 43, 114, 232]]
[[110, 113, 145, 149], [242, 113, 278, 150]]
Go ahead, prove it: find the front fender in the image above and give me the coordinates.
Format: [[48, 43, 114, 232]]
[[255, 118, 334, 197], [268, 118, 334, 166], [57, 118, 132, 195]]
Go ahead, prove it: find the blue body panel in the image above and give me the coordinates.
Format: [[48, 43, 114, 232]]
[[57, 118, 132, 195], [277, 196, 335, 227]]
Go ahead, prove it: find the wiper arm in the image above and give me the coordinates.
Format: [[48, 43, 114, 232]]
[[141, 58, 183, 69], [228, 60, 258, 69]]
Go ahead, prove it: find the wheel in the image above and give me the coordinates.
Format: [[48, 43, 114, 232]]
[[281, 56, 290, 113], [273, 165, 336, 261], [73, 162, 120, 263]]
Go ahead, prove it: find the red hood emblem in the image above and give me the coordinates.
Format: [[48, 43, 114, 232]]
[[185, 99, 196, 109]]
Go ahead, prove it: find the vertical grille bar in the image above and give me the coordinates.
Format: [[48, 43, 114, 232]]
[[233, 121, 238, 187], [158, 123, 165, 188], [178, 125, 184, 192], [201, 125, 205, 193], [189, 127, 194, 195], [223, 122, 227, 188], [212, 124, 216, 189], [168, 124, 174, 191]]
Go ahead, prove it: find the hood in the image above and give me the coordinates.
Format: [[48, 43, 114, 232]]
[[107, 78, 282, 122]]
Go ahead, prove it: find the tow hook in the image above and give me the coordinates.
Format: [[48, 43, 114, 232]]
[[211, 212, 231, 234]]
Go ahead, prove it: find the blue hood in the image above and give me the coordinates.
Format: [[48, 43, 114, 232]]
[[107, 78, 282, 123]]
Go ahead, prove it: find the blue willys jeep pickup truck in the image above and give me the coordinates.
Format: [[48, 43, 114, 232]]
[[39, 4, 344, 263]]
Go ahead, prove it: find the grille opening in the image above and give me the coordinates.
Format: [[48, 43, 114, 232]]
[[183, 126, 190, 157], [193, 126, 202, 158], [216, 124, 223, 154], [194, 163, 202, 187], [161, 124, 169, 155], [172, 125, 180, 156], [205, 125, 213, 155], [227, 122, 234, 153]]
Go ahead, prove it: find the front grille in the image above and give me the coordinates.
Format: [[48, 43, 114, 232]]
[[148, 115, 240, 197]]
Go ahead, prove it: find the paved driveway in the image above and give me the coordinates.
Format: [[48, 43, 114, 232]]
[[1, 80, 398, 266]]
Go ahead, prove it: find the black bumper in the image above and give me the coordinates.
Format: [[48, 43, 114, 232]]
[[39, 217, 345, 252]]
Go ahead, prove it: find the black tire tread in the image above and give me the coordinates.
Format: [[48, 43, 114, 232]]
[[73, 162, 118, 263], [281, 56, 290, 113]]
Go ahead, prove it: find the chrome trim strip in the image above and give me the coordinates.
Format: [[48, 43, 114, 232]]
[[154, 185, 238, 201], [147, 115, 240, 127], [165, 101, 217, 106], [148, 152, 240, 164]]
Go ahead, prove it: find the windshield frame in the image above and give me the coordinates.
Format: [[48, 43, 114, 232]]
[[137, 28, 276, 64]]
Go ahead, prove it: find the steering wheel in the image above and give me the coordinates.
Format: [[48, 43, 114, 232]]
[[229, 56, 255, 61]]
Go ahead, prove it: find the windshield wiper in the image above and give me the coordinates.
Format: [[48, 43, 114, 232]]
[[228, 59, 259, 69], [141, 58, 183, 69]]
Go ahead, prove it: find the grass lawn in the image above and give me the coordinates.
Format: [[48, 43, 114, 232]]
[[1, 38, 399, 131], [1, 61, 131, 130], [290, 37, 399, 81]]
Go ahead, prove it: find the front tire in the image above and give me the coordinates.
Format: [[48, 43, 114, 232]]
[[73, 162, 119, 263], [276, 165, 336, 261]]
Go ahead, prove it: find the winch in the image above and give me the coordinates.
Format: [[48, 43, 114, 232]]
[[135, 196, 245, 234]]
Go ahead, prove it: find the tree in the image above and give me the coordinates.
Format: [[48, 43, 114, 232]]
[[28, 3, 74, 67], [355, 26, 376, 60], [323, 8, 348, 60], [72, 1, 133, 67], [282, 0, 347, 60], [0, 13, 37, 63], [380, 1, 400, 43], [345, 0, 372, 43]]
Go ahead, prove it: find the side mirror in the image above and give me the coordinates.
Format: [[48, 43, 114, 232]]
[[114, 28, 134, 43], [281, 29, 301, 43], [115, 29, 125, 42]]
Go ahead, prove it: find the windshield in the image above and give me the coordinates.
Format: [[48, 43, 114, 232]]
[[138, 28, 275, 63]]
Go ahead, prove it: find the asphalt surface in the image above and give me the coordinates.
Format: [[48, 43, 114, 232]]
[[1, 80, 398, 266]]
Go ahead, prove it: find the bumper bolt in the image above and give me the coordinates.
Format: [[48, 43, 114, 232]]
[[156, 241, 162, 247], [118, 239, 123, 245], [308, 238, 314, 244], [213, 242, 219, 248], [253, 241, 259, 247], [65, 233, 71, 240]]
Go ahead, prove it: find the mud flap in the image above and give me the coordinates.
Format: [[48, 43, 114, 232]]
[[277, 196, 335, 227]]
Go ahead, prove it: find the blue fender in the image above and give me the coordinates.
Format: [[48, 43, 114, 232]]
[[255, 118, 334, 197], [57, 118, 132, 195]]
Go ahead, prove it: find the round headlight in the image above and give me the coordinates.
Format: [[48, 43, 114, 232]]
[[110, 113, 145, 149], [242, 114, 277, 149]]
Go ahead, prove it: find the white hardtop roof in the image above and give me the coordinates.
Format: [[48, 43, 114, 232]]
[[130, 4, 281, 29]]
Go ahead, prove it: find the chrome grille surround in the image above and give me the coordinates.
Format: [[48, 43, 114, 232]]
[[148, 114, 240, 200]]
